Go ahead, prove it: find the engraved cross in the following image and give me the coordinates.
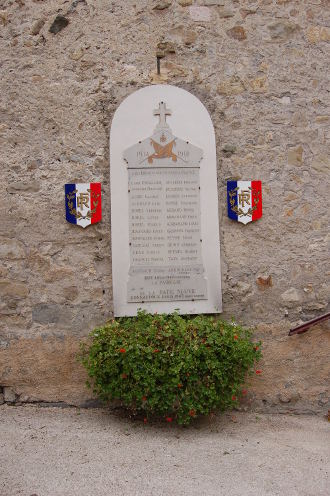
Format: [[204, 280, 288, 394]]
[[153, 101, 171, 127]]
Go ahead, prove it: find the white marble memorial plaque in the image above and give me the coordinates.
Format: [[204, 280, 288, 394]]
[[110, 85, 222, 316]]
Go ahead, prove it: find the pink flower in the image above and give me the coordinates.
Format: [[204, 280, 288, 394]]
[[166, 417, 173, 422]]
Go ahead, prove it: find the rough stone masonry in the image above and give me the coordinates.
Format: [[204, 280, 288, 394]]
[[0, 0, 329, 412]]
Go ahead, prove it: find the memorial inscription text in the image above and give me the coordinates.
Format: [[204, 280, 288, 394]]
[[124, 102, 207, 303]]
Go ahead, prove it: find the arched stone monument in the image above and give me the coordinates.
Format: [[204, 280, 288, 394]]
[[110, 85, 221, 316]]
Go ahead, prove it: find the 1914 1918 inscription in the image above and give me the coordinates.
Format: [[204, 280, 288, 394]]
[[124, 102, 207, 302], [110, 85, 222, 316]]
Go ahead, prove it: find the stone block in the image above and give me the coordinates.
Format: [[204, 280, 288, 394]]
[[217, 76, 245, 95], [31, 18, 45, 35], [318, 392, 329, 406], [218, 8, 234, 18], [153, 0, 172, 10], [0, 393, 4, 405], [0, 239, 25, 260], [0, 11, 8, 26], [248, 76, 268, 93], [234, 281, 252, 296], [163, 61, 187, 77], [306, 26, 330, 44], [27, 159, 42, 170], [49, 15, 69, 34], [7, 181, 40, 193], [240, 9, 257, 19], [168, 25, 197, 46], [178, 0, 192, 5], [189, 6, 211, 21], [315, 116, 329, 123], [32, 304, 70, 325], [256, 276, 273, 290], [69, 48, 84, 61], [280, 96, 291, 105], [288, 145, 303, 166], [268, 22, 300, 40], [44, 266, 74, 283], [199, 0, 225, 5], [157, 41, 176, 54], [222, 144, 236, 157], [0, 281, 28, 298], [279, 391, 300, 404], [281, 288, 301, 305], [183, 31, 197, 45], [226, 26, 246, 41], [311, 155, 330, 173], [62, 286, 79, 301], [4, 387, 16, 403]]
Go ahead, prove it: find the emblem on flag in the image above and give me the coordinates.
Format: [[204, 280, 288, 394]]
[[227, 181, 262, 225], [65, 183, 102, 228]]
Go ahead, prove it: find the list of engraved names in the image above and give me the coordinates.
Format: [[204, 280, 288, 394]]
[[127, 167, 207, 302], [129, 168, 201, 265]]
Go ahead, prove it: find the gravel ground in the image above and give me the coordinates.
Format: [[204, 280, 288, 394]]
[[0, 404, 329, 496]]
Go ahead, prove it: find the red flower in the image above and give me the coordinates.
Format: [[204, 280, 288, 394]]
[[234, 335, 238, 340], [121, 373, 127, 379], [242, 389, 247, 395], [166, 417, 173, 422], [153, 349, 160, 353], [254, 346, 259, 351], [189, 409, 196, 417], [119, 348, 126, 353], [232, 395, 237, 401], [144, 418, 148, 424], [177, 383, 183, 388], [256, 369, 262, 375], [142, 396, 147, 401]]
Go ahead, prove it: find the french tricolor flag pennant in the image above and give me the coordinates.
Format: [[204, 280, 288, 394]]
[[227, 180, 262, 225], [65, 183, 102, 228]]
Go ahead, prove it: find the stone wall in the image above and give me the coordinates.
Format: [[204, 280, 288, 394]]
[[0, 0, 329, 412]]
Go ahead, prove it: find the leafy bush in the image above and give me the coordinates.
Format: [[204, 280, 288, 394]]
[[80, 311, 261, 425]]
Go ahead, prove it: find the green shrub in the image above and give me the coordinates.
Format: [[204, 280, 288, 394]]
[[80, 311, 262, 425]]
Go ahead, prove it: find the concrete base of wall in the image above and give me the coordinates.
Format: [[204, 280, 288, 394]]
[[1, 321, 329, 414]]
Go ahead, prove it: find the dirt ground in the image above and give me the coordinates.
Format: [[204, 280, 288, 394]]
[[0, 405, 329, 496]]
